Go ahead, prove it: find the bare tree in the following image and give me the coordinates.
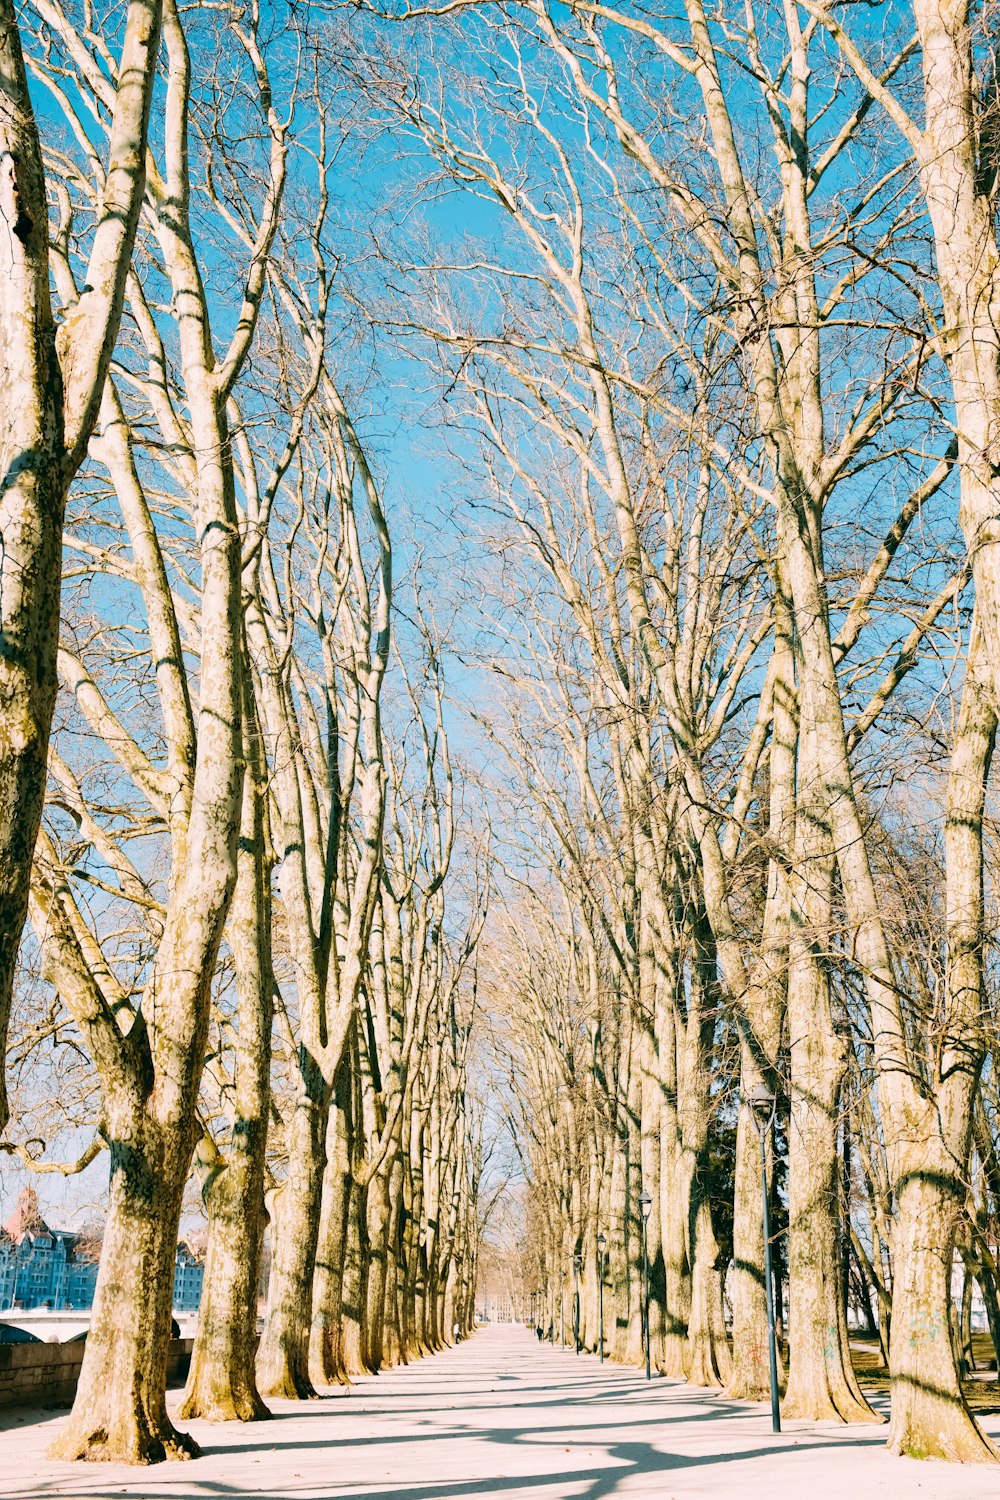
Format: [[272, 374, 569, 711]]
[[0, 0, 161, 1141], [17, 0, 289, 1459]]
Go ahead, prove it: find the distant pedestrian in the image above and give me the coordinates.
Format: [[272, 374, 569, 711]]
[[535, 1324, 543, 1342]]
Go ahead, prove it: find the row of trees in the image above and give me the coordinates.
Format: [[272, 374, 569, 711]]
[[348, 0, 1000, 1470], [0, 0, 485, 1466], [3, 0, 1000, 1473]]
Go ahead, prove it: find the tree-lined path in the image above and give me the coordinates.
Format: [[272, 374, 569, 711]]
[[4, 1324, 1000, 1500], [5, 0, 1000, 1478]]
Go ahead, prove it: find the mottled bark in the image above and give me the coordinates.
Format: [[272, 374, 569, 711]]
[[183, 706, 273, 1422], [257, 1088, 326, 1399], [51, 1117, 192, 1461], [884, 618, 997, 1460], [364, 1169, 392, 1370], [888, 1176, 991, 1461], [653, 1003, 689, 1377], [340, 1171, 372, 1375], [907, 0, 1000, 715], [784, 977, 874, 1421], [182, 1133, 269, 1422], [382, 1150, 406, 1365], [683, 914, 731, 1386], [309, 1087, 352, 1389], [686, 1189, 731, 1387], [783, 723, 877, 1423]]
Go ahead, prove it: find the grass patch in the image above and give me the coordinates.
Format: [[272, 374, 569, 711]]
[[849, 1333, 1000, 1416]]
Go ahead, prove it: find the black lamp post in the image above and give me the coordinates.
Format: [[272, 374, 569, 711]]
[[573, 1252, 582, 1353], [639, 1187, 652, 1380], [596, 1232, 606, 1363], [747, 1081, 781, 1434]]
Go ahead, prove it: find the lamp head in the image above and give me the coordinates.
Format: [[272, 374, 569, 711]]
[[746, 1081, 776, 1125], [639, 1188, 652, 1221], [596, 1232, 606, 1250], [573, 1252, 582, 1271]]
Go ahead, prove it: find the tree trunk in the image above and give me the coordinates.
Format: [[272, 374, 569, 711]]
[[910, 0, 1000, 714], [400, 1121, 425, 1358], [309, 1091, 352, 1389], [679, 908, 731, 1386], [727, 1087, 782, 1399], [341, 1171, 372, 1375], [179, 1140, 265, 1422], [257, 1088, 327, 1399], [181, 1142, 269, 1422], [882, 612, 998, 1460], [50, 1119, 194, 1462], [783, 1006, 875, 1421], [973, 1241, 1000, 1381], [783, 720, 877, 1424], [654, 1011, 690, 1377], [887, 1172, 995, 1461], [364, 1169, 392, 1371], [382, 1149, 405, 1366], [182, 701, 272, 1421], [958, 1261, 975, 1377], [725, 635, 790, 1400]]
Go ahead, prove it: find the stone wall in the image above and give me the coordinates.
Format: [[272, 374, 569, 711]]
[[0, 1339, 193, 1410]]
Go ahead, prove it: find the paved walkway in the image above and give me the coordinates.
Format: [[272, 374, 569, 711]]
[[4, 1324, 1000, 1498]]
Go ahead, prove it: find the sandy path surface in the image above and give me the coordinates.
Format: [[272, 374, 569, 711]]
[[3, 1323, 1000, 1499]]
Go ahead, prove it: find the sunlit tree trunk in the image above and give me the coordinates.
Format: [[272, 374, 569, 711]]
[[309, 1080, 352, 1389], [257, 1085, 327, 1399], [683, 909, 732, 1386], [884, 618, 997, 1460], [182, 685, 273, 1421], [783, 723, 877, 1423], [341, 1167, 373, 1375]]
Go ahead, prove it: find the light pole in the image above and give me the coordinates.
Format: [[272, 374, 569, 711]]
[[639, 1188, 652, 1380], [573, 1252, 582, 1353], [747, 1081, 781, 1434], [596, 1232, 606, 1363]]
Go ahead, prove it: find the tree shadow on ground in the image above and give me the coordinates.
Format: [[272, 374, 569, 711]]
[[0, 1337, 918, 1500], [9, 1413, 890, 1500]]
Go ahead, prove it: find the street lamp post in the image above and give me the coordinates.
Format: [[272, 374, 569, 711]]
[[747, 1081, 781, 1434], [573, 1252, 582, 1353], [596, 1232, 606, 1363], [639, 1188, 652, 1380]]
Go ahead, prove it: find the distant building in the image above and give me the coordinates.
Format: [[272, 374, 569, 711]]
[[0, 1187, 204, 1315], [0, 1188, 98, 1312], [172, 1241, 205, 1312]]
